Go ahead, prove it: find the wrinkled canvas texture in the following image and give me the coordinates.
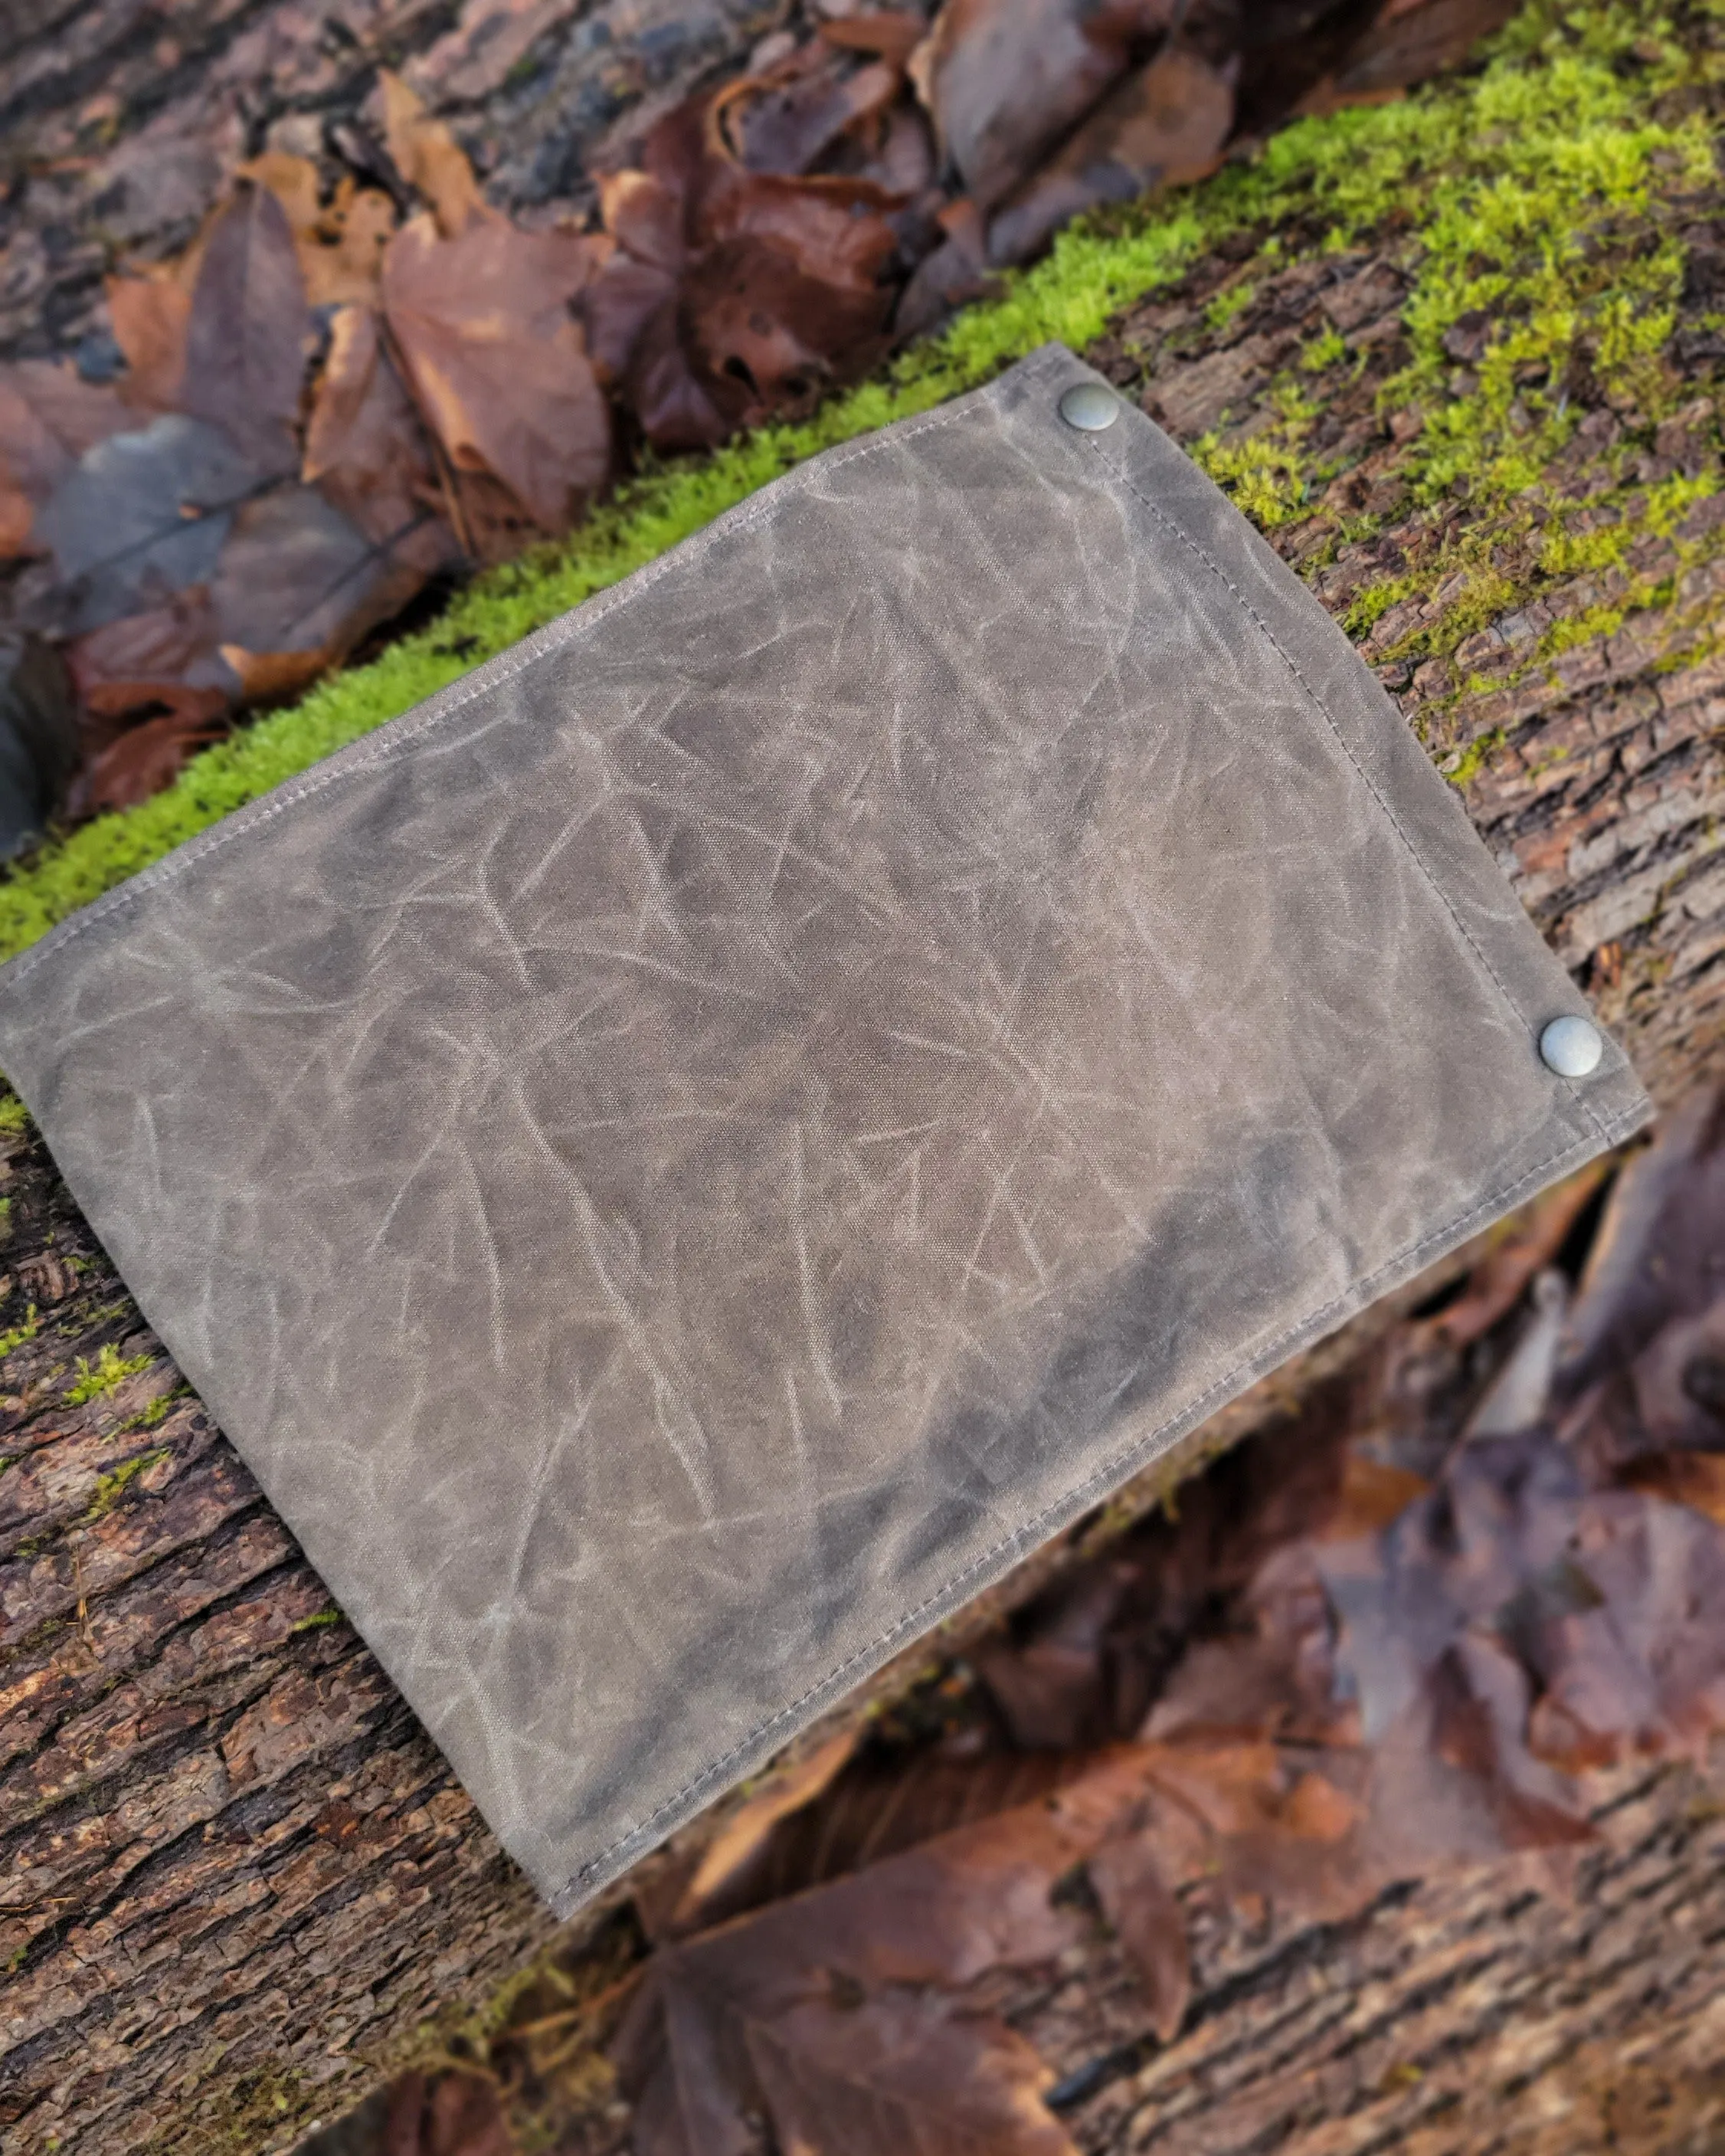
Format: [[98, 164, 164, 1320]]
[[0, 345, 1650, 1913]]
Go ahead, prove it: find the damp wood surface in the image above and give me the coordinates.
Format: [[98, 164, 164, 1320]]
[[6, 18, 1725, 2154]]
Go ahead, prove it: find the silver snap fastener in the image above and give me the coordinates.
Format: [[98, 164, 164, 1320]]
[[1539, 1015, 1602, 1078], [1059, 382, 1120, 431]]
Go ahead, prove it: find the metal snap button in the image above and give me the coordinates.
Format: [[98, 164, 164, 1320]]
[[1539, 1015, 1603, 1077], [1059, 382, 1120, 431]]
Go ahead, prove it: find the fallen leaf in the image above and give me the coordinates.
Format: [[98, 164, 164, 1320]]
[[69, 703, 230, 816], [600, 169, 686, 276], [382, 209, 610, 529], [240, 156, 401, 307], [821, 11, 930, 68], [1323, 0, 1523, 101], [616, 1778, 1128, 2156], [1420, 1159, 1608, 1355], [894, 196, 994, 339], [908, 0, 1177, 212], [236, 150, 323, 238], [1088, 1834, 1190, 2039], [649, 1748, 1083, 1937], [1619, 1450, 1725, 1525], [180, 184, 311, 477], [676, 1730, 859, 1922], [209, 483, 410, 670], [987, 44, 1236, 266], [106, 269, 194, 414], [380, 70, 485, 239], [303, 304, 457, 575], [0, 362, 131, 553], [712, 48, 902, 176], [0, 635, 79, 859], [68, 586, 233, 712], [35, 416, 265, 634], [381, 2069, 513, 2156]]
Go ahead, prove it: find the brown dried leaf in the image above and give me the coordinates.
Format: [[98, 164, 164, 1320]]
[[303, 304, 456, 576], [820, 10, 929, 67], [381, 2069, 512, 2156], [650, 1748, 1084, 1937], [1619, 1450, 1725, 1525], [235, 150, 323, 237], [1419, 1159, 1608, 1355], [380, 70, 485, 239], [909, 0, 1177, 211], [712, 50, 902, 177], [0, 361, 133, 555], [1323, 0, 1522, 102], [747, 1990, 1078, 2156], [617, 1773, 1137, 2155], [70, 702, 230, 816], [600, 169, 686, 275], [240, 155, 400, 308], [1088, 1835, 1189, 2039], [67, 588, 231, 713], [987, 44, 1235, 265], [676, 1730, 858, 1922], [381, 210, 610, 529], [106, 270, 194, 414], [181, 184, 310, 476]]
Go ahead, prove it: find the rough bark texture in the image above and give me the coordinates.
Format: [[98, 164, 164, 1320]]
[[4, 13, 1725, 2155], [1007, 1753, 1725, 2156]]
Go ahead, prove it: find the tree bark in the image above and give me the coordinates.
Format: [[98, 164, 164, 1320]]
[[5, 53, 1725, 2156]]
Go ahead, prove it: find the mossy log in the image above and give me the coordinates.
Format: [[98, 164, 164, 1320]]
[[7, 31, 1725, 2156]]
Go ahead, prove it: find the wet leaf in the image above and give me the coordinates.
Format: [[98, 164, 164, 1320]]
[[180, 184, 310, 477], [380, 70, 486, 239], [381, 209, 610, 529]]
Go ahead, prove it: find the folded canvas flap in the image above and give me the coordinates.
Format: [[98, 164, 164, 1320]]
[[0, 344, 1650, 1914]]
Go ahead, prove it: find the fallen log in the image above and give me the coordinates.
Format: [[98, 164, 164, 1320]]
[[5, 14, 1725, 2152]]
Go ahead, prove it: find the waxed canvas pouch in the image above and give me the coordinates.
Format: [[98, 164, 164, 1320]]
[[0, 343, 1651, 1915]]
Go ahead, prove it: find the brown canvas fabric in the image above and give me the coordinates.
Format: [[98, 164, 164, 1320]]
[[0, 345, 1650, 1914]]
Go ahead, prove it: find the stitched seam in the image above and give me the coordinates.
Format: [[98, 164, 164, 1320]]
[[2, 348, 1070, 991], [1078, 434, 1614, 1150], [554, 1100, 1648, 1899]]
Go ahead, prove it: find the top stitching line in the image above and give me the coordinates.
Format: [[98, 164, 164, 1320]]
[[1079, 434, 1613, 1148], [2, 352, 1067, 990], [554, 1095, 1648, 1901]]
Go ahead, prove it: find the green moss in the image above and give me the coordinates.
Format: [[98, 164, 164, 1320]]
[[0, 1302, 41, 1358], [0, 1091, 30, 1135], [82, 1444, 169, 1520], [289, 1607, 345, 1633], [1438, 725, 1509, 784], [0, 0, 1716, 964], [65, 1341, 153, 1405], [1205, 277, 1259, 334]]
